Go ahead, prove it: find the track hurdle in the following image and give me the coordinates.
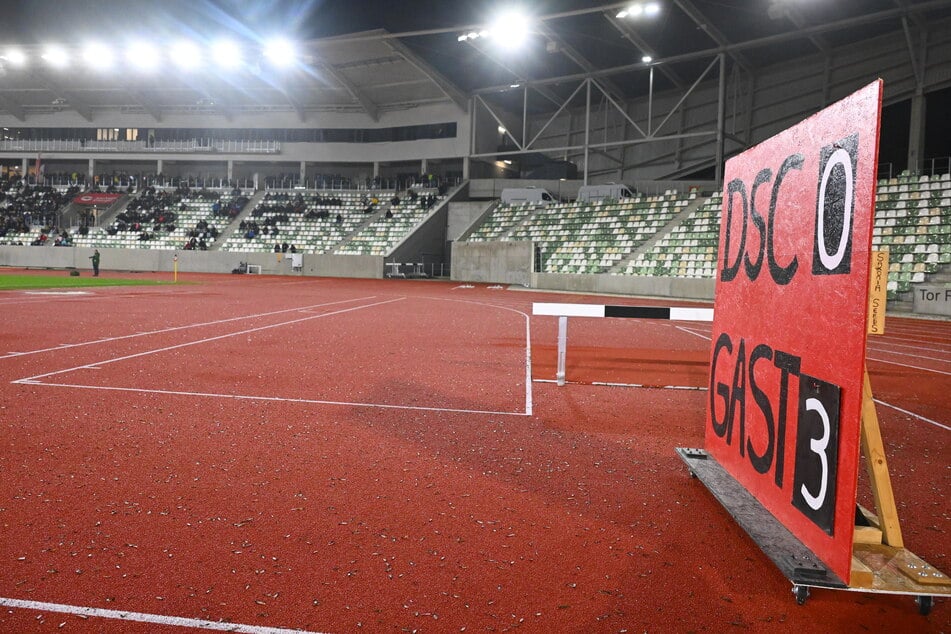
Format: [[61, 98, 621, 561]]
[[532, 302, 713, 386]]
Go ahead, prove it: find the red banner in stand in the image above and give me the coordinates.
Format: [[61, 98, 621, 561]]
[[705, 80, 883, 584], [73, 193, 122, 206]]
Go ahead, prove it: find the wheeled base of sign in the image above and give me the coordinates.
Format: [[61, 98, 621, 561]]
[[676, 447, 950, 615]]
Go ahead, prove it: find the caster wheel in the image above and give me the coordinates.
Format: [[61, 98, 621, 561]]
[[916, 595, 933, 616], [792, 585, 810, 605]]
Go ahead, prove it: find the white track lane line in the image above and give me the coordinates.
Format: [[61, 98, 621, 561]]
[[866, 356, 951, 376], [0, 295, 379, 360], [0, 597, 328, 634], [868, 339, 951, 354], [422, 295, 533, 416], [13, 298, 404, 383], [674, 327, 951, 376], [874, 399, 950, 431], [15, 295, 530, 416], [534, 378, 707, 391], [16, 381, 527, 416], [675, 325, 712, 341], [866, 346, 951, 365]]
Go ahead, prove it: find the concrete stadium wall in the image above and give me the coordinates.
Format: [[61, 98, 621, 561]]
[[451, 241, 532, 286], [532, 272, 715, 301], [0, 246, 382, 278]]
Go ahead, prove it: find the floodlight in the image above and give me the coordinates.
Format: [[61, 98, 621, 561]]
[[489, 10, 532, 50], [644, 2, 661, 16], [211, 39, 242, 68], [264, 37, 296, 67], [169, 40, 202, 70], [498, 126, 507, 134], [41, 45, 70, 69], [3, 48, 27, 66], [82, 42, 114, 69], [125, 41, 160, 71], [642, 55, 653, 63]]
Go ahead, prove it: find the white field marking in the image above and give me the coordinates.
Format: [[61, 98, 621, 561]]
[[676, 327, 951, 374], [874, 335, 951, 350], [866, 355, 951, 376], [675, 325, 712, 341], [13, 298, 405, 384], [534, 378, 707, 391], [0, 597, 328, 634], [874, 399, 951, 431], [868, 339, 951, 354], [421, 295, 533, 416], [866, 345, 951, 365], [0, 295, 378, 360], [20, 381, 528, 416]]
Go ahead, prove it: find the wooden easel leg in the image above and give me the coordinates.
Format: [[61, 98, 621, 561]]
[[859, 367, 903, 548]]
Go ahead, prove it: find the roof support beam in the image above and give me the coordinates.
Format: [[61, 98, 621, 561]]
[[537, 23, 627, 103], [603, 13, 685, 88], [673, 0, 754, 73], [124, 88, 163, 122], [476, 1, 951, 94], [383, 37, 469, 113], [31, 70, 93, 121], [0, 91, 26, 121], [315, 61, 379, 121]]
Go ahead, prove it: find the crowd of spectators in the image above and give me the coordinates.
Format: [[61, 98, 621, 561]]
[[104, 184, 242, 248], [0, 176, 78, 241]]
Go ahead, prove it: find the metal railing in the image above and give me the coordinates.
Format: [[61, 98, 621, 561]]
[[0, 138, 281, 154], [877, 157, 950, 180]]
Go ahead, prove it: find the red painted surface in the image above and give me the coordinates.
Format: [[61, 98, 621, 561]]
[[0, 271, 947, 632], [706, 81, 883, 584]]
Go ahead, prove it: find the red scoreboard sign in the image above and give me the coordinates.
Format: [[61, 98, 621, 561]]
[[706, 81, 882, 583]]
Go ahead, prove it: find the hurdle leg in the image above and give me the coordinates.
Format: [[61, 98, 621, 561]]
[[557, 316, 568, 386]]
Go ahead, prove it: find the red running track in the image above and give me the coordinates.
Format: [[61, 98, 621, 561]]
[[0, 272, 948, 632]]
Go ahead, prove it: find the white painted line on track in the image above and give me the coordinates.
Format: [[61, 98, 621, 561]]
[[13, 297, 404, 383], [422, 295, 533, 416], [868, 339, 951, 355], [0, 295, 379, 360], [866, 356, 951, 376], [534, 378, 706, 391], [874, 399, 950, 431], [867, 346, 951, 365], [675, 325, 711, 341], [19, 381, 528, 416], [0, 597, 328, 634]]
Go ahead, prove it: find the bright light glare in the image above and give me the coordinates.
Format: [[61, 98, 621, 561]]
[[618, 3, 661, 19], [126, 41, 160, 70], [489, 10, 532, 50], [642, 55, 653, 63], [3, 48, 27, 66], [212, 39, 242, 68], [41, 45, 70, 68], [82, 42, 114, 69], [263, 38, 296, 67], [170, 40, 202, 70]]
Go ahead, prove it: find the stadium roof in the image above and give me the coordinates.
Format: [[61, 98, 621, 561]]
[[0, 0, 950, 122]]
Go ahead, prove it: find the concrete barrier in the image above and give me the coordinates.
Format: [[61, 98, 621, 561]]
[[912, 285, 951, 316]]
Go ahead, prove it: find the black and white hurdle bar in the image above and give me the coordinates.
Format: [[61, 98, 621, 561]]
[[532, 303, 715, 386]]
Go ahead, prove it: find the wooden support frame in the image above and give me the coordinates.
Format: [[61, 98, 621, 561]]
[[855, 367, 903, 549]]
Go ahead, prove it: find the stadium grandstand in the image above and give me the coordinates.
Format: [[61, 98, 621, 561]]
[[1, 0, 950, 313]]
